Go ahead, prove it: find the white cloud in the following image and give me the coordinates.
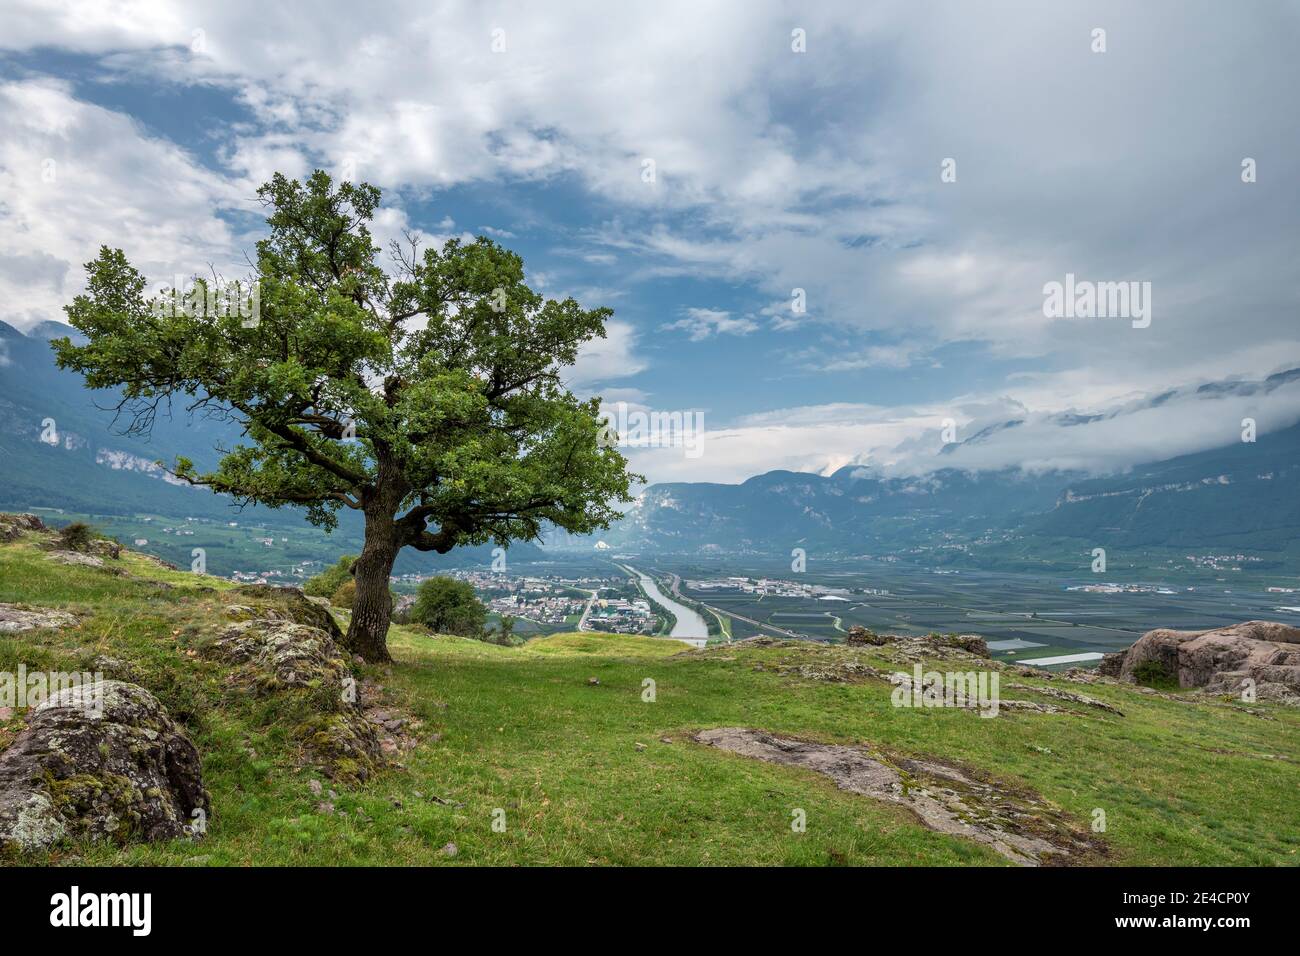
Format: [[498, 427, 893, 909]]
[[0, 77, 246, 330], [661, 307, 758, 341], [568, 320, 647, 390], [620, 370, 1300, 484], [4, 0, 1299, 486]]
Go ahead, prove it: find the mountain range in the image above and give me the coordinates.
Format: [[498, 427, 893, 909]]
[[3, 319, 1298, 575]]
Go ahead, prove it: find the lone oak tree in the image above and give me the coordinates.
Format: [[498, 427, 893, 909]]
[[54, 171, 638, 662]]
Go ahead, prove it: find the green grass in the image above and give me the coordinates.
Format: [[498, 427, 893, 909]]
[[2, 533, 1298, 866]]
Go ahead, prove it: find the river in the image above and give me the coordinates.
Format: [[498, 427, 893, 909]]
[[623, 565, 710, 647]]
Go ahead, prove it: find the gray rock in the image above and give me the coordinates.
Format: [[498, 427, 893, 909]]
[[844, 626, 894, 646], [0, 513, 46, 541], [0, 681, 209, 852], [229, 584, 344, 642], [694, 727, 1100, 866], [213, 619, 351, 690], [209, 618, 382, 783], [0, 604, 78, 634], [46, 550, 105, 569]]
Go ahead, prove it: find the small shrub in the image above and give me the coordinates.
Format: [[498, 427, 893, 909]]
[[58, 521, 96, 553], [331, 579, 357, 609], [410, 577, 487, 637], [305, 555, 356, 597], [1133, 659, 1178, 690]]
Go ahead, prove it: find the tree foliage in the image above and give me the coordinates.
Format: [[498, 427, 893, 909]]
[[410, 577, 487, 637], [53, 171, 638, 660]]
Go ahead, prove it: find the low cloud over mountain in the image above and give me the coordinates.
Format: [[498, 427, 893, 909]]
[[623, 367, 1300, 485]]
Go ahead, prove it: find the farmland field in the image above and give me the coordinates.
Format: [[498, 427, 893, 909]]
[[640, 555, 1300, 664]]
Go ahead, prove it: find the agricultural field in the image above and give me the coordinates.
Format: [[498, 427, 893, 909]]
[[664, 557, 1300, 664]]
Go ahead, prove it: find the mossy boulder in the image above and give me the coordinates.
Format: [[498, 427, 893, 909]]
[[0, 604, 79, 634], [213, 619, 352, 692], [845, 626, 894, 646], [229, 584, 344, 642], [0, 680, 209, 852], [208, 618, 381, 782], [929, 633, 990, 656]]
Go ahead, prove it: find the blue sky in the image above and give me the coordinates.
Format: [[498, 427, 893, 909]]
[[2, 1, 1299, 484]]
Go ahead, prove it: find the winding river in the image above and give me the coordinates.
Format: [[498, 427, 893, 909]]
[[622, 565, 710, 647]]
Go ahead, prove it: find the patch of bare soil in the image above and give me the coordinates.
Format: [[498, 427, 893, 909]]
[[693, 727, 1105, 866]]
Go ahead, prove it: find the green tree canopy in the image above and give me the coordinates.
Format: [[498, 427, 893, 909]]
[[54, 171, 638, 661], [410, 577, 487, 637]]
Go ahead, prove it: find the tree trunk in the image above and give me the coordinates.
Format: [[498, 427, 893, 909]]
[[345, 514, 399, 663]]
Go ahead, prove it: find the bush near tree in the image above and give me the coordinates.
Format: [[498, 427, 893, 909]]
[[410, 577, 487, 637], [305, 554, 356, 597], [330, 578, 357, 609]]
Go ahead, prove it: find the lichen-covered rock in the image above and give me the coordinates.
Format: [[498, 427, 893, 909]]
[[229, 584, 344, 642], [0, 513, 46, 541], [843, 627, 988, 657], [1112, 620, 1300, 705], [213, 619, 351, 691], [0, 604, 78, 634], [89, 655, 139, 683], [0, 680, 209, 852], [87, 539, 123, 560], [208, 618, 381, 782], [930, 633, 990, 656], [693, 728, 1103, 865]]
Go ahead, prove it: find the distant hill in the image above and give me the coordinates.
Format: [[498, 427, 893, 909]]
[[597, 465, 1071, 554], [589, 422, 1300, 568], [1026, 420, 1300, 553]]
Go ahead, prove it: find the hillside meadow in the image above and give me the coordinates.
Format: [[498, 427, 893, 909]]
[[1, 531, 1297, 867]]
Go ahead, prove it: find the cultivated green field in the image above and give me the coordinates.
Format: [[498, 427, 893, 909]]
[[2, 533, 1298, 866]]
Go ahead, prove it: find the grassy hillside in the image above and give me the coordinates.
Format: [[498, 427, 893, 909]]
[[1, 527, 1297, 866]]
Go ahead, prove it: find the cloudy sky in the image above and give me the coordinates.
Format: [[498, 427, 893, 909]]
[[2, 0, 1298, 483]]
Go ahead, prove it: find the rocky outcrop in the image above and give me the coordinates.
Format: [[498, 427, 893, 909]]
[[1096, 652, 1125, 677], [1111, 620, 1300, 704], [0, 604, 78, 634], [0, 513, 45, 541], [843, 626, 988, 657], [845, 626, 892, 646], [208, 616, 381, 783], [229, 584, 344, 642], [215, 619, 352, 692], [392, 594, 416, 624], [693, 728, 1102, 866], [0, 681, 209, 852], [46, 550, 108, 569]]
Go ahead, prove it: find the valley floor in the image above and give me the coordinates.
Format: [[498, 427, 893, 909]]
[[2, 534, 1297, 866]]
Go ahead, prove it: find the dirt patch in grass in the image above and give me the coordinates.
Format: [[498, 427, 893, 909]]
[[693, 727, 1106, 866]]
